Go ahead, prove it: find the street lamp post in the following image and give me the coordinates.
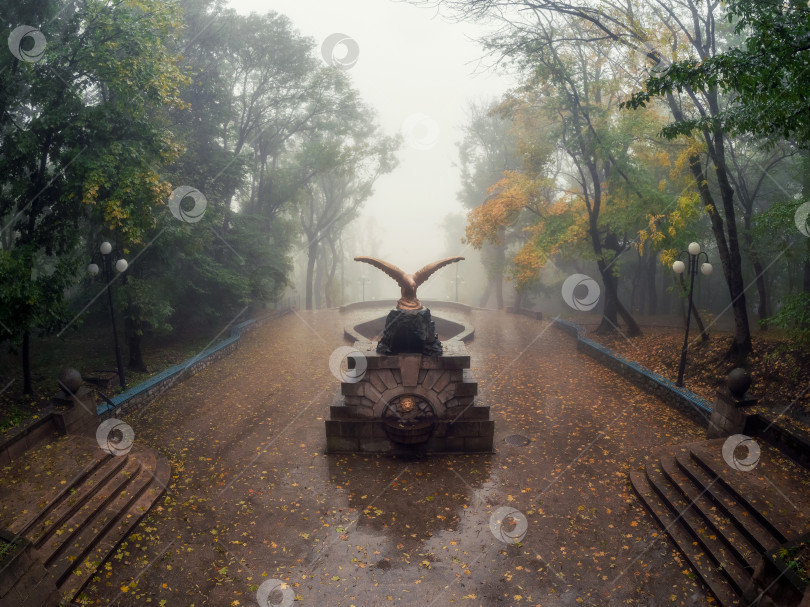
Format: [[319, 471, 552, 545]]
[[88, 241, 128, 390], [359, 275, 367, 302], [672, 241, 713, 387]]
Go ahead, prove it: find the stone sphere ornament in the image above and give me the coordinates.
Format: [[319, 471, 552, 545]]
[[727, 368, 752, 398], [58, 367, 83, 394]]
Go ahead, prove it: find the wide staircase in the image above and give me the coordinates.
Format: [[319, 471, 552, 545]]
[[6, 438, 170, 605], [631, 438, 810, 607]]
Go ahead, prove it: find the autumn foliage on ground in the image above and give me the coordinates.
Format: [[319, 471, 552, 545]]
[[592, 327, 810, 424]]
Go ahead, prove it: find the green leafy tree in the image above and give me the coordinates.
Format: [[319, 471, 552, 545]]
[[414, 0, 769, 359], [0, 0, 188, 393], [626, 0, 810, 145]]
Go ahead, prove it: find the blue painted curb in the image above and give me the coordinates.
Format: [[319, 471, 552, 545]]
[[97, 319, 257, 416], [552, 318, 713, 416]]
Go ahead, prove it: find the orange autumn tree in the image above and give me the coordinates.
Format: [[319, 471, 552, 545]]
[[465, 169, 574, 298], [456, 100, 522, 308], [464, 18, 684, 333]]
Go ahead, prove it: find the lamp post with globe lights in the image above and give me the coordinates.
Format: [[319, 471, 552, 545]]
[[672, 242, 713, 387], [451, 264, 464, 302], [88, 241, 128, 390]]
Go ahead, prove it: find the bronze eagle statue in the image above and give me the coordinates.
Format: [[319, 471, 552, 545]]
[[354, 256, 465, 310]]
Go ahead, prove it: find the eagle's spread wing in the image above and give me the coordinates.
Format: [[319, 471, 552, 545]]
[[354, 256, 410, 289], [412, 256, 465, 286]]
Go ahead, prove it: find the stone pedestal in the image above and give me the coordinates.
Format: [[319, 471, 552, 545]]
[[707, 385, 758, 438], [52, 386, 98, 436], [325, 340, 494, 454]]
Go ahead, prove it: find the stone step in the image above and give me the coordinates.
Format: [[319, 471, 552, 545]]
[[630, 469, 742, 607], [14, 450, 113, 542], [22, 454, 128, 549], [12, 439, 170, 606], [39, 457, 143, 564], [631, 439, 810, 607], [644, 462, 750, 595], [689, 447, 796, 543], [674, 452, 781, 555], [58, 455, 170, 602], [659, 455, 760, 569]]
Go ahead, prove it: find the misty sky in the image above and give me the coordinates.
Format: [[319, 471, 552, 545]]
[[227, 0, 516, 276]]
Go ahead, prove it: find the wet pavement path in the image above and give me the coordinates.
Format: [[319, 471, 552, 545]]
[[79, 308, 713, 606]]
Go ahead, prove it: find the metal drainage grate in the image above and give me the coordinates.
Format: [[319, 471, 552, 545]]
[[504, 434, 531, 446]]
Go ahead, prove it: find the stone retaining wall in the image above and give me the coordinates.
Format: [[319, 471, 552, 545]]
[[746, 413, 810, 470], [0, 309, 291, 464], [98, 309, 291, 418], [0, 415, 59, 467], [552, 318, 712, 424], [552, 318, 810, 470]]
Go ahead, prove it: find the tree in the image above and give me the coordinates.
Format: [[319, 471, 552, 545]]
[[625, 0, 810, 146], [295, 108, 399, 310], [413, 0, 761, 358], [466, 16, 686, 335], [457, 100, 520, 308], [0, 0, 188, 392], [213, 11, 335, 233]]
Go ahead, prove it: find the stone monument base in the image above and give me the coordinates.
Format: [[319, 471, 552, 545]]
[[325, 340, 494, 454]]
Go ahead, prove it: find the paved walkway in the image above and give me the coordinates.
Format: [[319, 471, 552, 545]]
[[48, 308, 719, 605]]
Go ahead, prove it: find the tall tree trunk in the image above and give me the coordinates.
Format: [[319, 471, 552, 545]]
[[305, 240, 317, 310], [479, 278, 493, 307], [22, 330, 32, 395], [595, 259, 619, 332], [667, 93, 751, 360], [742, 214, 769, 330], [752, 257, 769, 330], [126, 315, 148, 373], [594, 234, 642, 336], [314, 246, 326, 310], [803, 259, 810, 293], [325, 238, 339, 309], [646, 250, 658, 316], [686, 149, 750, 358], [495, 241, 505, 309], [595, 261, 642, 336]]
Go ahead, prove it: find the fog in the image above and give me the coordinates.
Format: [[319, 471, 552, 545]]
[[229, 0, 515, 298]]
